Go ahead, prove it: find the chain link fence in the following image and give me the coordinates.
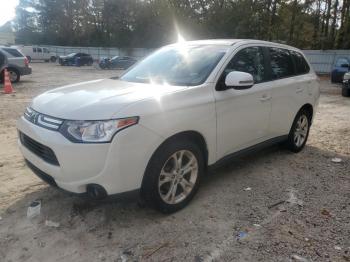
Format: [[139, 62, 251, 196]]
[[42, 45, 350, 74]]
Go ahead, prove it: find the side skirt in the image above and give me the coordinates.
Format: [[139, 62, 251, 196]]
[[209, 135, 288, 170]]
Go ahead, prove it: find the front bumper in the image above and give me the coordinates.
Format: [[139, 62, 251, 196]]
[[17, 116, 163, 195]]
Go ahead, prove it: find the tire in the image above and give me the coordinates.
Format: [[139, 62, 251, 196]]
[[342, 87, 350, 97], [141, 139, 204, 213], [285, 109, 311, 153], [8, 68, 20, 83], [50, 56, 57, 63]]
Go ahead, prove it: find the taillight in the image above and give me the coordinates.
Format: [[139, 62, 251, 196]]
[[24, 57, 29, 66]]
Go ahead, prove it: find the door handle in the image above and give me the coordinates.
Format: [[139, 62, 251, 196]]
[[296, 87, 303, 93], [260, 94, 271, 102]]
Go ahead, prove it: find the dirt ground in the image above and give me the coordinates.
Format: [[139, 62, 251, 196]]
[[0, 63, 349, 262]]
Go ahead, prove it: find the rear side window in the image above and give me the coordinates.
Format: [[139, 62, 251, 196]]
[[291, 51, 310, 74], [33, 47, 37, 52], [269, 47, 294, 79], [224, 46, 267, 83], [3, 48, 24, 57], [37, 48, 42, 53]]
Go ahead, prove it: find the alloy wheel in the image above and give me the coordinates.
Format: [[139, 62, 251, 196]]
[[158, 150, 198, 205], [9, 71, 17, 82], [294, 114, 309, 147]]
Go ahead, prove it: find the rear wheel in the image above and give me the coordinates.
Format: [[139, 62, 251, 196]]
[[8, 68, 20, 83], [285, 109, 311, 153], [141, 139, 204, 213]]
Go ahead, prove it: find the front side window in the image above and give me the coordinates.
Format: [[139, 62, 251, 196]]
[[291, 51, 310, 75], [269, 47, 294, 79], [222, 46, 267, 84], [33, 47, 37, 52], [121, 45, 227, 86]]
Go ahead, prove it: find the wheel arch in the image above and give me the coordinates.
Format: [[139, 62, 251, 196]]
[[299, 103, 314, 123], [140, 130, 209, 191]]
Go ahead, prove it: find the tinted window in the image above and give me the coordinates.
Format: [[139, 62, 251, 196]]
[[37, 47, 42, 53], [3, 48, 24, 57], [43, 48, 49, 53], [269, 47, 294, 79], [291, 51, 310, 74], [33, 47, 36, 52], [335, 58, 349, 67], [223, 46, 267, 83]]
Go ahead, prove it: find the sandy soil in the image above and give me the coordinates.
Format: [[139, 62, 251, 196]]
[[0, 63, 349, 262]]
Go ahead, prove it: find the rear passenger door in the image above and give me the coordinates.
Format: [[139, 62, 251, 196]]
[[267, 47, 313, 137]]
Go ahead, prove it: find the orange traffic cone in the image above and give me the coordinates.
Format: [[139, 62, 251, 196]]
[[2, 69, 14, 94]]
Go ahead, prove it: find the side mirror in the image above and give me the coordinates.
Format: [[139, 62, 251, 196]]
[[341, 63, 349, 68], [225, 71, 254, 90]]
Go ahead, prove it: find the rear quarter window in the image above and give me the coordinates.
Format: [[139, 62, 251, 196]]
[[291, 51, 310, 75], [269, 47, 294, 79], [3, 48, 24, 57]]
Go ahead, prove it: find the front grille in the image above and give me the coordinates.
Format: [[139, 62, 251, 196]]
[[19, 132, 60, 166]]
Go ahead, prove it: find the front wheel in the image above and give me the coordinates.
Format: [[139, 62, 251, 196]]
[[285, 109, 311, 153], [141, 139, 204, 213]]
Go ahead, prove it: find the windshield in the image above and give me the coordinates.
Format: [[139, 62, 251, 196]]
[[67, 53, 77, 57], [120, 44, 227, 86]]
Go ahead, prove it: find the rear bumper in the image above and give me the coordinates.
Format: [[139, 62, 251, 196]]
[[20, 66, 32, 75]]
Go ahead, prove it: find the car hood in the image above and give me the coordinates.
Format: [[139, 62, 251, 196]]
[[31, 78, 186, 120]]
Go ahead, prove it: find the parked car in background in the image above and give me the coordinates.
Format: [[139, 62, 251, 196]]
[[17, 40, 320, 213], [0, 46, 31, 82], [59, 53, 93, 66], [99, 56, 137, 70], [342, 72, 350, 97], [331, 57, 350, 83], [13, 45, 57, 63]]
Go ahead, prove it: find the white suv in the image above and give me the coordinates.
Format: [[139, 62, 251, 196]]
[[17, 40, 320, 213]]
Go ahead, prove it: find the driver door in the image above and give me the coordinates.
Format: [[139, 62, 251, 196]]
[[214, 46, 272, 159]]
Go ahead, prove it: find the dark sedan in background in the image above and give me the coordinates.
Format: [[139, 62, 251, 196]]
[[331, 57, 350, 83], [99, 56, 137, 70], [59, 53, 93, 66]]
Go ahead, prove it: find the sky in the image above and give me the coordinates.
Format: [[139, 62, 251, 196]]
[[0, 0, 19, 26]]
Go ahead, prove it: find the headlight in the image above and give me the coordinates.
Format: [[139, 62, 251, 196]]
[[59, 117, 139, 143]]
